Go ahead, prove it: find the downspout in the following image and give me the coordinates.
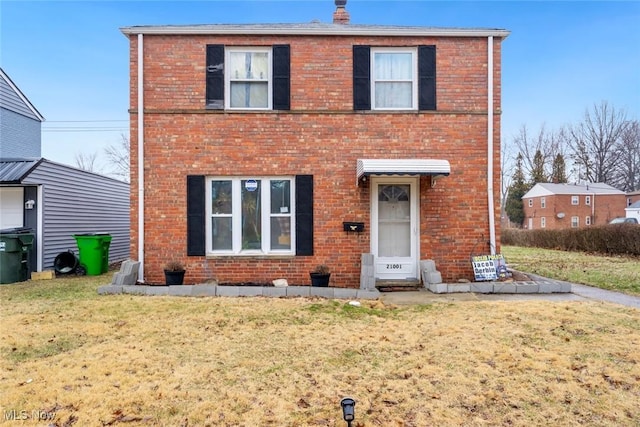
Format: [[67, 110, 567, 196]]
[[487, 36, 497, 254], [137, 33, 145, 281]]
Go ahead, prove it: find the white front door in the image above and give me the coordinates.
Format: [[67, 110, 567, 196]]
[[371, 177, 419, 280]]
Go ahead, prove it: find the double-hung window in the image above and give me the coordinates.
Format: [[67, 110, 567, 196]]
[[371, 48, 417, 110], [206, 44, 290, 110], [207, 177, 294, 254], [353, 45, 436, 111], [227, 48, 271, 109]]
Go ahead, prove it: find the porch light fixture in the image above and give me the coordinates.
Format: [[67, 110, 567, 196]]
[[340, 397, 356, 426], [25, 199, 35, 210]]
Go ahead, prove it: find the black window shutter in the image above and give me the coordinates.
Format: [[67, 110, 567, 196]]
[[295, 175, 313, 256], [187, 175, 206, 256], [353, 45, 371, 110], [206, 44, 224, 109], [418, 45, 436, 111], [272, 44, 290, 110]]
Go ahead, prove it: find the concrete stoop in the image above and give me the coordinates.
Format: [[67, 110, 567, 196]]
[[98, 284, 380, 300]]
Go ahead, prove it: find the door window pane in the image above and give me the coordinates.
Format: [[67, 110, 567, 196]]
[[378, 184, 410, 257]]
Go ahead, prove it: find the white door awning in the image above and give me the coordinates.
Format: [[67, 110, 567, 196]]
[[356, 159, 450, 185]]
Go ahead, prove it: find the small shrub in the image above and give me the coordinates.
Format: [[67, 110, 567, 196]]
[[164, 260, 185, 272]]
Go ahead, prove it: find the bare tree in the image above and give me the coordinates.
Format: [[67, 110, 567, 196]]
[[614, 120, 640, 191], [104, 133, 130, 183], [512, 124, 567, 180], [500, 138, 516, 214], [567, 101, 630, 185], [74, 152, 101, 173]]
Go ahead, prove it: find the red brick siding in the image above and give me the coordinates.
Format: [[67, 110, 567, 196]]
[[523, 194, 627, 230], [127, 33, 504, 285]]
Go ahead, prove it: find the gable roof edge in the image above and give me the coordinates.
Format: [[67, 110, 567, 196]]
[[0, 68, 45, 122]]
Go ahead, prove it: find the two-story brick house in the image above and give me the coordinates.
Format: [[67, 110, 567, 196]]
[[121, 1, 509, 286], [522, 183, 626, 230]]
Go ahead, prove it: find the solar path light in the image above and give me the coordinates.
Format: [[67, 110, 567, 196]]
[[340, 397, 356, 427]]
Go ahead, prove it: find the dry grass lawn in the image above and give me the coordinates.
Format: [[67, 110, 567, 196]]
[[1, 274, 639, 426], [502, 245, 640, 296]]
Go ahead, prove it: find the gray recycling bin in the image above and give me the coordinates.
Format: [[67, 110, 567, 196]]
[[0, 227, 35, 284]]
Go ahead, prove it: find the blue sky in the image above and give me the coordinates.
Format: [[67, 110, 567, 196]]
[[1, 0, 639, 175]]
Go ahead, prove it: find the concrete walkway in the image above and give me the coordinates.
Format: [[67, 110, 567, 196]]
[[381, 274, 640, 309]]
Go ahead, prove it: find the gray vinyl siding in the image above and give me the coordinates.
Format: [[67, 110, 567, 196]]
[[0, 73, 42, 121], [0, 109, 42, 157], [22, 160, 130, 269]]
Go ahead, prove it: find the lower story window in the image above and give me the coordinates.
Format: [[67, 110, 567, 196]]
[[207, 177, 294, 254], [540, 217, 546, 228], [585, 216, 591, 226], [571, 216, 579, 228]]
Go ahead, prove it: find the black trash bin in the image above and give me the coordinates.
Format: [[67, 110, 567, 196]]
[[54, 250, 80, 275], [0, 227, 35, 284]]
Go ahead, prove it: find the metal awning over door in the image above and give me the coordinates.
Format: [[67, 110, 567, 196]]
[[356, 159, 450, 185]]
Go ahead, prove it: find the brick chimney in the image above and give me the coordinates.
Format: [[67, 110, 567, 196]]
[[333, 0, 350, 24]]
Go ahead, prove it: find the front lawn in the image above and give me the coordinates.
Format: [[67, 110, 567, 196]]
[[1, 274, 639, 426], [502, 245, 640, 296]]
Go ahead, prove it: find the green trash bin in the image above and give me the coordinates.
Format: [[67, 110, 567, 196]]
[[0, 228, 35, 284], [73, 233, 112, 276]]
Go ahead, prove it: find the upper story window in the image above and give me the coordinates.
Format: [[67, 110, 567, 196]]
[[585, 195, 591, 206], [227, 48, 271, 109], [353, 45, 435, 111], [528, 199, 533, 207], [571, 195, 579, 205], [541, 197, 546, 208], [372, 48, 417, 110], [206, 44, 290, 111]]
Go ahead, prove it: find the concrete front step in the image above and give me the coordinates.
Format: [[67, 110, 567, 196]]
[[376, 279, 422, 292]]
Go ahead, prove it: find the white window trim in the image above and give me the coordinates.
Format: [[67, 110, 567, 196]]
[[571, 216, 579, 228], [205, 177, 295, 255], [541, 197, 546, 208], [585, 195, 591, 206], [541, 217, 546, 228], [585, 216, 591, 226], [571, 195, 579, 205], [528, 199, 533, 207], [225, 47, 272, 110], [371, 47, 418, 111]]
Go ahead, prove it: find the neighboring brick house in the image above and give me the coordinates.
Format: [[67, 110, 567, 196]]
[[626, 190, 640, 207], [522, 183, 626, 230], [121, 1, 509, 286]]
